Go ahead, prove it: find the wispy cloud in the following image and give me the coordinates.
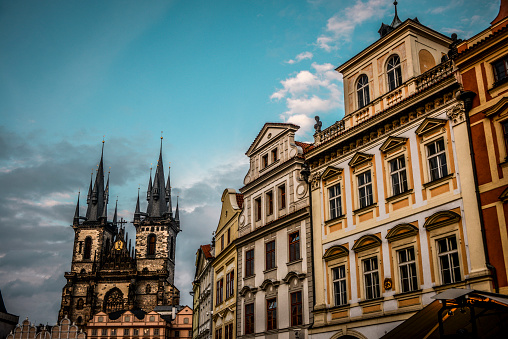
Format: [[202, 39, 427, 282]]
[[316, 0, 391, 51], [428, 0, 463, 14], [286, 51, 314, 64]]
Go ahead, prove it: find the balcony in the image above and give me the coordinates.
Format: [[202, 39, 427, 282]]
[[415, 59, 453, 92]]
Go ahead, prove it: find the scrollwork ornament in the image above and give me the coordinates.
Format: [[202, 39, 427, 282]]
[[446, 102, 466, 125]]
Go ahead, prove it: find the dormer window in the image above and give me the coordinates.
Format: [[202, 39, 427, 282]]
[[357, 75, 370, 109], [262, 154, 268, 168], [387, 55, 402, 91]]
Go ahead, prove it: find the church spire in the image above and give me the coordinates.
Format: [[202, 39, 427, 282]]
[[175, 196, 180, 221], [73, 192, 80, 225], [102, 171, 110, 219], [85, 141, 106, 221], [134, 188, 141, 222], [166, 165, 172, 216], [146, 137, 168, 218], [113, 198, 118, 226]]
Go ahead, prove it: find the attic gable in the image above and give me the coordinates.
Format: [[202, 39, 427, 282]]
[[380, 136, 408, 153], [216, 188, 241, 234], [348, 152, 374, 167], [246, 123, 299, 157], [415, 118, 447, 136]]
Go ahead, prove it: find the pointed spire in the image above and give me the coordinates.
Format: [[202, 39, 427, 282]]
[[73, 192, 80, 224], [390, 1, 402, 28], [147, 168, 153, 201], [175, 196, 180, 221], [86, 172, 93, 205], [146, 137, 168, 217], [102, 170, 110, 219], [113, 198, 118, 225], [86, 141, 106, 221], [166, 165, 172, 216], [134, 188, 141, 221]]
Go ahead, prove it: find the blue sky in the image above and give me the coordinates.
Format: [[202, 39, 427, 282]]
[[0, 0, 498, 325]]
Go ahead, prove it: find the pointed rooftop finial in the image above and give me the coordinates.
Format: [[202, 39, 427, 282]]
[[175, 196, 180, 221], [147, 166, 153, 201], [113, 198, 118, 225], [390, 0, 402, 28], [74, 191, 80, 224]]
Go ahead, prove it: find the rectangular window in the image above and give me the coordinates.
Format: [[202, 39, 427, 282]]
[[262, 154, 268, 168], [216, 278, 223, 305], [357, 171, 373, 209], [123, 329, 129, 336], [226, 271, 230, 298], [174, 331, 179, 338], [437, 236, 461, 284], [215, 328, 222, 339], [245, 249, 254, 277], [267, 298, 277, 331], [102, 329, 107, 336], [332, 265, 347, 306], [289, 231, 300, 262], [225, 270, 234, 298], [502, 121, 508, 157], [279, 184, 286, 209], [493, 56, 508, 84], [328, 184, 342, 219], [111, 329, 116, 336], [245, 303, 254, 334], [427, 139, 448, 181], [255, 197, 262, 221], [227, 228, 230, 245], [154, 329, 159, 335], [224, 324, 229, 339], [272, 148, 278, 162], [221, 235, 224, 251], [363, 257, 380, 300], [390, 156, 408, 196], [226, 324, 233, 339], [266, 240, 276, 270], [266, 191, 273, 215], [290, 291, 303, 326], [133, 329, 139, 336], [398, 247, 418, 292], [92, 330, 98, 336]]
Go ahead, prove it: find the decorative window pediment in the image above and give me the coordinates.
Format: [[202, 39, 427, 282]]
[[259, 279, 280, 291], [348, 152, 374, 167], [239, 286, 258, 297], [486, 96, 508, 118], [379, 136, 408, 153], [322, 166, 343, 181], [385, 223, 419, 242], [282, 271, 306, 284], [352, 234, 382, 252], [415, 118, 447, 136], [323, 245, 349, 261], [423, 210, 461, 231]]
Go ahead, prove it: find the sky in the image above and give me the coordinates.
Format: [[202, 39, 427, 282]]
[[0, 0, 499, 325]]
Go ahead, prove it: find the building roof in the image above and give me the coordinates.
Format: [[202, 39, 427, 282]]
[[0, 289, 7, 313], [200, 244, 213, 259], [245, 122, 300, 156], [235, 194, 244, 209], [294, 141, 314, 154]]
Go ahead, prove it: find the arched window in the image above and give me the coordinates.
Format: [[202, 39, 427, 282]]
[[357, 75, 370, 109], [104, 288, 124, 313], [170, 237, 174, 260], [387, 55, 402, 91], [147, 234, 156, 256], [146, 284, 151, 293], [76, 298, 84, 310], [84, 237, 92, 260], [77, 316, 83, 324]]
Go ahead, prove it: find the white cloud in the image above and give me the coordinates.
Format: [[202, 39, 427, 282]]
[[429, 0, 463, 14], [286, 51, 314, 64], [316, 0, 391, 51]]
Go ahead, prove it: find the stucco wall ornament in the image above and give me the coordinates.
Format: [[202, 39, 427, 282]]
[[309, 170, 323, 190], [446, 101, 465, 125]]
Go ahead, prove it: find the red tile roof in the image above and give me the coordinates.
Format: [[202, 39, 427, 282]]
[[295, 141, 314, 154], [200, 244, 213, 259], [236, 194, 244, 209]]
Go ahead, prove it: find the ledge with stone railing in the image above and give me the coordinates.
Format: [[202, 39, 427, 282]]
[[415, 59, 453, 92], [314, 119, 346, 146]]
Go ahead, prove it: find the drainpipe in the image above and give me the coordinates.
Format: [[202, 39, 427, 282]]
[[300, 163, 316, 331], [460, 90, 499, 292]]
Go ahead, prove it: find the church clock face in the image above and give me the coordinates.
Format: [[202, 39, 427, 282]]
[[114, 240, 124, 251]]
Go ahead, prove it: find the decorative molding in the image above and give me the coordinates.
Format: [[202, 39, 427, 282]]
[[351, 234, 382, 252], [485, 96, 508, 118], [423, 210, 461, 231], [323, 245, 350, 261], [415, 117, 447, 136], [379, 136, 408, 153], [239, 285, 258, 297], [446, 102, 465, 125], [348, 152, 374, 167], [385, 223, 419, 242], [321, 166, 343, 181], [282, 271, 306, 284], [259, 279, 280, 291]]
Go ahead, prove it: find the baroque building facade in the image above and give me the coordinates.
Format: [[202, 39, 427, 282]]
[[236, 123, 313, 339], [58, 141, 180, 328], [306, 5, 492, 339], [192, 244, 214, 339]]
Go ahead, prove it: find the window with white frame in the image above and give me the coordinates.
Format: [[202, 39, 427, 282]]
[[357, 75, 370, 109], [328, 184, 342, 219], [387, 55, 402, 91], [357, 171, 373, 209], [332, 265, 347, 306], [397, 247, 418, 292], [437, 236, 461, 284], [390, 156, 408, 196], [426, 138, 448, 181], [363, 257, 380, 300]]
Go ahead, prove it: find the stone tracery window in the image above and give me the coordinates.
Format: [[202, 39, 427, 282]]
[[104, 288, 124, 313]]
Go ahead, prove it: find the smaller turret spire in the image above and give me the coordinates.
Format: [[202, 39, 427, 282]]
[[147, 167, 153, 201], [134, 188, 141, 221], [166, 165, 172, 215], [113, 198, 118, 225], [175, 196, 180, 221], [86, 172, 93, 205], [73, 192, 80, 224]]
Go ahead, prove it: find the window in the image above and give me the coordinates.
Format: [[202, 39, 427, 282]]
[[266, 191, 273, 216], [146, 284, 151, 293], [390, 156, 408, 196], [111, 329, 116, 336], [357, 74, 370, 109], [271, 148, 278, 162], [332, 265, 347, 306], [124, 315, 130, 322], [245, 249, 254, 277], [170, 237, 174, 260], [104, 288, 124, 313], [92, 330, 98, 336], [255, 197, 262, 221], [98, 316, 104, 322], [289, 232, 300, 262], [77, 298, 84, 310], [245, 303, 254, 334], [215, 328, 222, 339], [290, 291, 303, 326], [84, 237, 92, 260], [387, 55, 402, 91], [328, 184, 342, 219], [225, 324, 233, 339], [493, 55, 508, 84], [124, 329, 129, 336], [226, 270, 234, 298], [189, 331, 192, 337], [427, 139, 448, 181], [77, 316, 83, 324], [363, 257, 380, 300], [184, 317, 189, 324], [227, 228, 230, 244], [221, 235, 224, 251], [266, 241, 276, 270], [398, 247, 418, 292], [216, 278, 223, 304], [437, 236, 461, 284], [174, 331, 179, 337], [357, 171, 373, 209], [147, 234, 156, 255], [278, 185, 286, 209], [502, 121, 508, 157], [262, 154, 268, 168], [133, 329, 139, 336], [267, 298, 277, 330], [102, 329, 108, 336], [154, 329, 159, 335]]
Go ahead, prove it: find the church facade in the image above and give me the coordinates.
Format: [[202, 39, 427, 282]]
[[58, 141, 180, 328]]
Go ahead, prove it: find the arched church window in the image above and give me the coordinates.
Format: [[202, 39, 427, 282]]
[[147, 234, 156, 256], [357, 75, 370, 109], [170, 237, 174, 260], [80, 268, 86, 274], [77, 298, 84, 310], [105, 238, 110, 254], [84, 237, 92, 260], [104, 288, 124, 313], [146, 284, 151, 293], [387, 55, 402, 91]]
